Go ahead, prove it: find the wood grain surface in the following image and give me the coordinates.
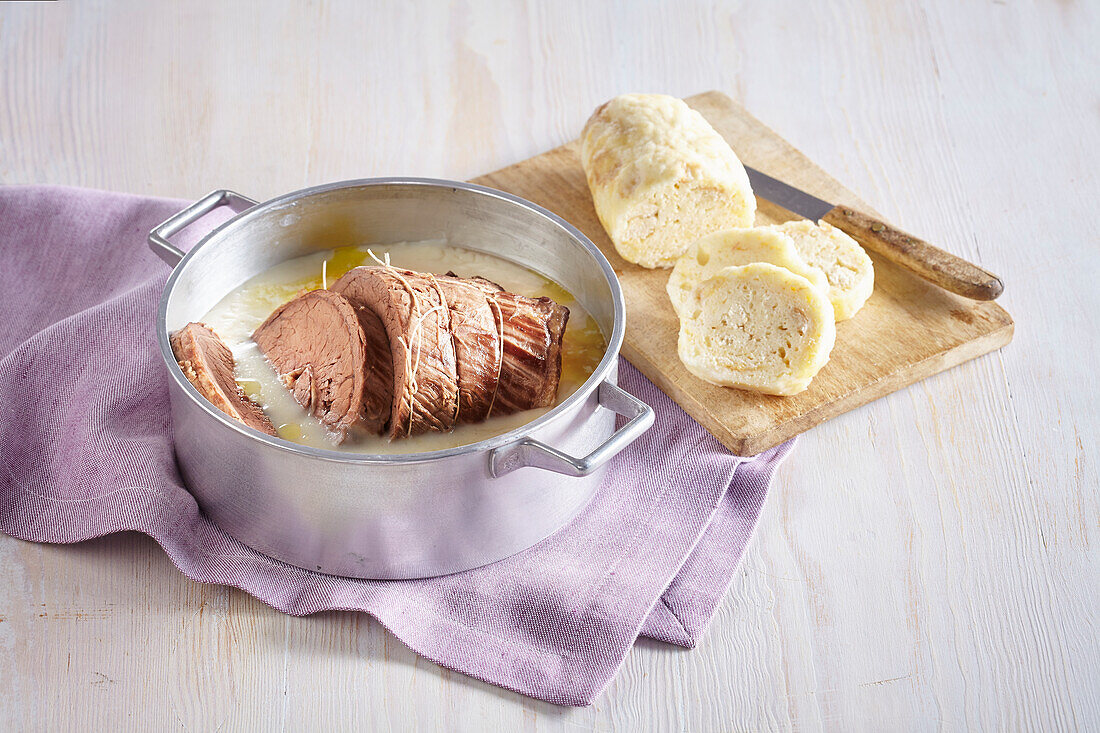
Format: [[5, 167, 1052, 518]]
[[475, 91, 1014, 456], [1, 1, 1097, 731]]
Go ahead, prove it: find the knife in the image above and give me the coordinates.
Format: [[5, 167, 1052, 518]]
[[744, 166, 1004, 301]]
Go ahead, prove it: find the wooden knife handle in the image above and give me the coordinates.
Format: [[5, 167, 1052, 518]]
[[821, 205, 1004, 301]]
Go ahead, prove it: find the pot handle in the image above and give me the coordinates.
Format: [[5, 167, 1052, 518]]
[[489, 381, 654, 478], [148, 190, 258, 267]]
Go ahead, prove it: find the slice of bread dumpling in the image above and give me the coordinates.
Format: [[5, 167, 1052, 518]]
[[677, 263, 836, 396], [666, 228, 828, 317], [764, 220, 874, 321]]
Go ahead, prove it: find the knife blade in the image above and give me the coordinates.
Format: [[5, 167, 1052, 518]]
[[743, 165, 1003, 301], [745, 166, 834, 223]]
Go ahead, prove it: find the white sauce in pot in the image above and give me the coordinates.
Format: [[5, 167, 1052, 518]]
[[200, 241, 607, 454]]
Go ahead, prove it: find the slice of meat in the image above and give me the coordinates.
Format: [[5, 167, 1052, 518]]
[[251, 289, 378, 441], [170, 322, 278, 436], [332, 266, 459, 439], [491, 291, 569, 414], [456, 273, 570, 415], [354, 305, 396, 435], [436, 274, 503, 423]]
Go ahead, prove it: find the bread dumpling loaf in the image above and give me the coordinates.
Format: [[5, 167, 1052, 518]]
[[677, 263, 836, 396], [666, 228, 828, 317], [763, 220, 874, 321], [580, 93, 756, 269]]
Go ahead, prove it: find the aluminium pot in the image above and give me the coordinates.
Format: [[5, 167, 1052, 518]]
[[149, 178, 653, 579]]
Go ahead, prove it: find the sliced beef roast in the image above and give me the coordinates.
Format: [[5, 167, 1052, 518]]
[[252, 289, 382, 441], [457, 274, 570, 415], [353, 303, 396, 435], [332, 266, 460, 439], [252, 264, 570, 444], [170, 322, 278, 436], [436, 274, 504, 423]]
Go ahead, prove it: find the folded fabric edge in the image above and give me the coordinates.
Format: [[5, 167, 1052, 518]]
[[0, 182, 189, 207], [639, 439, 796, 648]]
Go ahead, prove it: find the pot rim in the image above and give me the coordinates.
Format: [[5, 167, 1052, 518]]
[[156, 177, 626, 465]]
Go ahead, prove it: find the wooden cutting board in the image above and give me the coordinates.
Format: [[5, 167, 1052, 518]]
[[472, 91, 1014, 456]]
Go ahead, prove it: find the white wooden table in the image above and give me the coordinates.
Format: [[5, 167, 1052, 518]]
[[2, 1, 1096, 729]]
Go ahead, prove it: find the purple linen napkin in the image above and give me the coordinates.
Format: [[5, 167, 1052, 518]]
[[0, 185, 793, 706]]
